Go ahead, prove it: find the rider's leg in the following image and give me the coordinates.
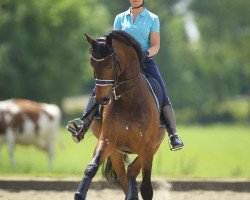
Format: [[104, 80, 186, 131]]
[[161, 103, 184, 151], [142, 58, 184, 151], [67, 89, 98, 143]]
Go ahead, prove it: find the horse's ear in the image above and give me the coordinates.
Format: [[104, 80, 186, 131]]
[[84, 33, 96, 47], [106, 35, 112, 47]]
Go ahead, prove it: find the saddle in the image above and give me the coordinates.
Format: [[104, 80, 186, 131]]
[[142, 73, 163, 112], [142, 73, 165, 127]]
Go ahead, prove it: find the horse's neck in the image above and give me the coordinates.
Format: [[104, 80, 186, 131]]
[[114, 41, 141, 80], [113, 46, 142, 100], [119, 51, 141, 81], [119, 64, 140, 81], [113, 59, 142, 103]]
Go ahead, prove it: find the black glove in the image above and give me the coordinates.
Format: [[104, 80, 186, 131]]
[[143, 50, 149, 59]]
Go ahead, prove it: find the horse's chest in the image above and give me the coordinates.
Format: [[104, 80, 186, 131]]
[[107, 112, 147, 132], [109, 104, 147, 123]]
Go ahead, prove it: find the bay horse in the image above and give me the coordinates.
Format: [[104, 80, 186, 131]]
[[75, 30, 166, 200]]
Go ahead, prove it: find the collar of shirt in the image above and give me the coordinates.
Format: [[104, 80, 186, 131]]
[[125, 7, 148, 17]]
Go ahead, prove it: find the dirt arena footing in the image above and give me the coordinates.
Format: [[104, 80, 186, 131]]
[[0, 178, 249, 192]]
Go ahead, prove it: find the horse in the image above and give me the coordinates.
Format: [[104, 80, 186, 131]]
[[74, 30, 166, 200]]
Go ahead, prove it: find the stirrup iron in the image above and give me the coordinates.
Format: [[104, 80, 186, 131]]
[[66, 118, 84, 143], [168, 135, 184, 151]]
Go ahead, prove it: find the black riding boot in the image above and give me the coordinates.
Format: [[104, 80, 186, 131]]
[[67, 95, 98, 143], [162, 105, 184, 151]]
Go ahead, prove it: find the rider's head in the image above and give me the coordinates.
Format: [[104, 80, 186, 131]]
[[129, 0, 145, 10]]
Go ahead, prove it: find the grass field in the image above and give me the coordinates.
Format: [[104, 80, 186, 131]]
[[0, 124, 250, 179]]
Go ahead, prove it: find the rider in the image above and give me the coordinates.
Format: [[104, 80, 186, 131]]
[[67, 0, 184, 151]]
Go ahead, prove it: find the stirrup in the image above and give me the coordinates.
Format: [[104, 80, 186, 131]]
[[66, 118, 84, 143], [168, 135, 184, 151]]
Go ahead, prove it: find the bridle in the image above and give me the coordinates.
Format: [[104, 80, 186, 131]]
[[90, 46, 141, 100], [91, 49, 121, 88]]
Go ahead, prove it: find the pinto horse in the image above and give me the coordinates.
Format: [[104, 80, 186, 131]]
[[75, 30, 166, 200]]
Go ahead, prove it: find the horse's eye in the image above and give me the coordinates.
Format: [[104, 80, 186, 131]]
[[106, 64, 113, 69]]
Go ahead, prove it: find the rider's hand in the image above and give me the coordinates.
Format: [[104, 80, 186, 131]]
[[143, 50, 149, 59]]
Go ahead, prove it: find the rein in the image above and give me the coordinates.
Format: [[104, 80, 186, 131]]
[[91, 49, 141, 100], [113, 73, 141, 100]]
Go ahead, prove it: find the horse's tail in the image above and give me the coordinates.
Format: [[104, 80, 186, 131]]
[[102, 154, 129, 185]]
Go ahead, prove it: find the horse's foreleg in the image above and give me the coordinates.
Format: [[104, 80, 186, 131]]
[[75, 139, 110, 200], [126, 156, 142, 200], [140, 150, 153, 200], [110, 152, 128, 194]]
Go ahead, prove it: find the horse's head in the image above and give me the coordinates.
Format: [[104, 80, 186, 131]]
[[84, 33, 120, 105]]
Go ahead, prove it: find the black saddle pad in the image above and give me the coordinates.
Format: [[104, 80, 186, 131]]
[[143, 73, 163, 110], [143, 73, 165, 127]]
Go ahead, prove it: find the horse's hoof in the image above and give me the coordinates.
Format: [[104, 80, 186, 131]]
[[74, 192, 84, 200]]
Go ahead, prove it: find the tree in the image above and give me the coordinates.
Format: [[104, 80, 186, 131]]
[[0, 0, 111, 103], [190, 0, 250, 98]]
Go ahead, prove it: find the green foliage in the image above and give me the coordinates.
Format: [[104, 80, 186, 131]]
[[1, 125, 250, 178], [191, 0, 250, 99], [175, 96, 250, 124], [156, 0, 250, 123], [0, 0, 250, 123], [0, 0, 111, 103]]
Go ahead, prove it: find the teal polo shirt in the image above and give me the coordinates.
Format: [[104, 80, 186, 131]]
[[113, 8, 160, 51]]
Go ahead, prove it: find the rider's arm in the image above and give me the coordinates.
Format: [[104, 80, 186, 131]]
[[147, 32, 160, 57]]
